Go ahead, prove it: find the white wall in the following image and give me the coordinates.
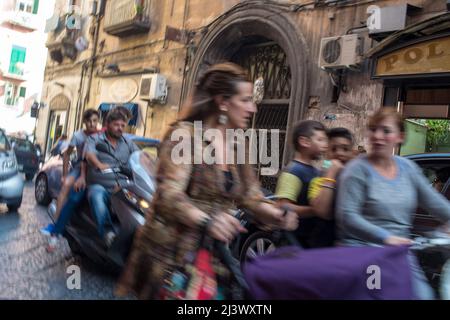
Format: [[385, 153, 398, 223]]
[[0, 0, 56, 134]]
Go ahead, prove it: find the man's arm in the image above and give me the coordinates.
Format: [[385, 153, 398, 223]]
[[74, 161, 87, 192], [80, 160, 86, 179], [84, 136, 109, 171], [130, 140, 140, 153], [85, 152, 109, 171]]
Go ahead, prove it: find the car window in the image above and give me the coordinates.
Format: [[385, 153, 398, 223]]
[[14, 139, 34, 152], [413, 159, 450, 199], [420, 167, 436, 184], [0, 131, 11, 151], [411, 158, 450, 233]]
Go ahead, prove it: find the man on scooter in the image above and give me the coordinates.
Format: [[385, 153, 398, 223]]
[[84, 108, 139, 246]]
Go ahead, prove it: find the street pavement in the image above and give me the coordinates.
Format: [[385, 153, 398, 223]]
[[0, 178, 128, 299]]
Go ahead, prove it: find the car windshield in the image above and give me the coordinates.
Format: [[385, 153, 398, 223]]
[[133, 140, 159, 158], [129, 151, 157, 194], [0, 131, 11, 152], [13, 139, 34, 152]]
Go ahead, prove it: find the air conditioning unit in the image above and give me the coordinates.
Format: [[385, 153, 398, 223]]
[[139, 74, 168, 102], [319, 34, 362, 70]]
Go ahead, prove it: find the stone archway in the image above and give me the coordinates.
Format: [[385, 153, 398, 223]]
[[49, 94, 70, 111], [45, 94, 71, 156], [185, 5, 309, 190]]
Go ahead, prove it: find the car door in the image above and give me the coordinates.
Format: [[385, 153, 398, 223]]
[[412, 158, 450, 235]]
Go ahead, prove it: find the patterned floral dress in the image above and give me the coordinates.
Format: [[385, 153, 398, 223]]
[[115, 121, 266, 299]]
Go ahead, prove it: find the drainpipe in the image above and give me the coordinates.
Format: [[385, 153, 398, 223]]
[[80, 5, 102, 129], [74, 61, 88, 130], [179, 0, 190, 109]]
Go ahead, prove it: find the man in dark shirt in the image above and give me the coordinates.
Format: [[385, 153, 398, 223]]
[[84, 108, 139, 245]]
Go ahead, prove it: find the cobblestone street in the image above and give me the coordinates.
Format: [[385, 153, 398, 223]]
[[0, 179, 125, 299]]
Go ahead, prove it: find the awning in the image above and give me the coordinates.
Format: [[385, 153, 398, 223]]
[[365, 12, 450, 58], [98, 103, 138, 126]]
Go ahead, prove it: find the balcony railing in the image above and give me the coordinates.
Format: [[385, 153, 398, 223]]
[[1, 71, 26, 82], [1, 10, 40, 31], [46, 14, 80, 63], [104, 0, 150, 37]]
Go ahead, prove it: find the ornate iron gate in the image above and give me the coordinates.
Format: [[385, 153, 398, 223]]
[[232, 42, 291, 192]]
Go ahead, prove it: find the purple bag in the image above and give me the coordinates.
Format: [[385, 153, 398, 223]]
[[243, 245, 413, 300]]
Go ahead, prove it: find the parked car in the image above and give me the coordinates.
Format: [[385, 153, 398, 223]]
[[405, 153, 450, 297], [0, 129, 24, 212], [8, 136, 40, 181], [34, 134, 159, 205]]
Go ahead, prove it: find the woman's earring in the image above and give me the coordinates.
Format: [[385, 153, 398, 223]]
[[218, 113, 228, 125]]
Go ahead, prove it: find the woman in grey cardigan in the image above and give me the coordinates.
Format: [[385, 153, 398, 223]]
[[336, 108, 450, 300]]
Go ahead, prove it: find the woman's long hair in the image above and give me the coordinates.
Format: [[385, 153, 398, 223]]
[[178, 62, 250, 123]]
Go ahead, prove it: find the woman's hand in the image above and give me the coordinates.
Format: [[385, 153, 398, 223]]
[[273, 205, 299, 231], [278, 210, 298, 231], [207, 212, 247, 243], [383, 235, 413, 246]]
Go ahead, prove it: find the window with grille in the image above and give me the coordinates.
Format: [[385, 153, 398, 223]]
[[232, 41, 292, 192]]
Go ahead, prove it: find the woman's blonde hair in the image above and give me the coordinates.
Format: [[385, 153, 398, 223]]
[[367, 107, 405, 133]]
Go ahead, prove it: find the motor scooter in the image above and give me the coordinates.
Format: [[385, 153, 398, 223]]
[[47, 143, 157, 273]]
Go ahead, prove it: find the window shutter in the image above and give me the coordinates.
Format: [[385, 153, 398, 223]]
[[8, 46, 26, 75], [19, 87, 27, 98], [33, 0, 39, 14], [8, 50, 18, 73]]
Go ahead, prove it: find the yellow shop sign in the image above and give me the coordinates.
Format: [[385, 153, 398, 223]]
[[375, 36, 450, 76]]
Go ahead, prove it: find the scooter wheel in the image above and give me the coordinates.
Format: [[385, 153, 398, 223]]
[[239, 231, 277, 265]]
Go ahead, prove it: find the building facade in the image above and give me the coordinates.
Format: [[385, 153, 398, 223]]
[[36, 0, 450, 190], [0, 0, 55, 135]]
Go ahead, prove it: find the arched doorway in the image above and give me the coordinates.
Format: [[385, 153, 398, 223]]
[[231, 39, 291, 190], [186, 6, 308, 191], [45, 94, 70, 156]]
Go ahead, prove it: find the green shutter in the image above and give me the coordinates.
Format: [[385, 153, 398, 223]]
[[32, 0, 39, 14], [8, 46, 26, 75], [19, 87, 26, 98], [8, 50, 18, 73]]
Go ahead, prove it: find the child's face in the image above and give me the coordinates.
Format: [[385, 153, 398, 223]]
[[328, 137, 353, 164], [84, 115, 99, 133], [307, 130, 328, 160]]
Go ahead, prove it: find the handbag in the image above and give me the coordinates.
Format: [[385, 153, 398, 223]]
[[158, 230, 219, 300]]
